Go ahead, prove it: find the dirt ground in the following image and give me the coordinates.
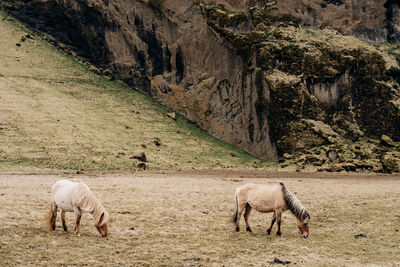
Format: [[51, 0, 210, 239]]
[[0, 171, 399, 266]]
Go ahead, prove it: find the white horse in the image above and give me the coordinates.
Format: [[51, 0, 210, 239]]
[[232, 182, 310, 238], [45, 179, 109, 237]]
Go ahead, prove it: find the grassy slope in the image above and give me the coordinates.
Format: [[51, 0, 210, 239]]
[[0, 11, 270, 173]]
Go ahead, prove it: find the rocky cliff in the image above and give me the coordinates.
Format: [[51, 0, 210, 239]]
[[2, 0, 400, 172]]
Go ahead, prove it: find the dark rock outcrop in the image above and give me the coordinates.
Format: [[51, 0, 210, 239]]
[[1, 0, 400, 166]]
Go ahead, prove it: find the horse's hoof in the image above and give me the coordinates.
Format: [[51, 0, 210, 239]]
[[246, 227, 252, 232], [277, 232, 281, 236], [63, 227, 68, 232], [267, 230, 271, 235], [236, 226, 240, 232], [76, 233, 81, 237]]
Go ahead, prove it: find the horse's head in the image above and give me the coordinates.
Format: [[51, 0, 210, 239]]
[[97, 223, 108, 237], [96, 211, 109, 237], [297, 215, 310, 238]]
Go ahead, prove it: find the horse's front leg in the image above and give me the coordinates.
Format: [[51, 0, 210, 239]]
[[74, 208, 82, 236], [235, 202, 246, 232], [61, 210, 67, 232], [244, 203, 252, 232], [266, 211, 276, 235], [51, 203, 58, 231], [275, 210, 282, 236]]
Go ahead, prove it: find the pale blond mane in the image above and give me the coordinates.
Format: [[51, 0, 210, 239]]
[[74, 182, 109, 227]]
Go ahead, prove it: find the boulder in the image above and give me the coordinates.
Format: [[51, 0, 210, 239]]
[[130, 152, 147, 162], [167, 112, 176, 120], [380, 135, 397, 148], [382, 152, 400, 173]]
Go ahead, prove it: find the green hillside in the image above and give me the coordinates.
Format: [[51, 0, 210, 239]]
[[0, 11, 267, 173]]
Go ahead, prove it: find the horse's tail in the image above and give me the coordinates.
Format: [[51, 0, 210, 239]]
[[232, 188, 239, 224], [44, 203, 55, 231]]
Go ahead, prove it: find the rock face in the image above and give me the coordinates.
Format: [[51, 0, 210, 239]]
[[2, 0, 400, 164], [274, 0, 389, 42]]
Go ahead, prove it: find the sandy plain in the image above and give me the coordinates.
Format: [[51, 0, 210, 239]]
[[0, 171, 399, 266]]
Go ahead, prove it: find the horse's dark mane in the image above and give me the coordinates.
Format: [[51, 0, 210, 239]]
[[280, 183, 310, 220]]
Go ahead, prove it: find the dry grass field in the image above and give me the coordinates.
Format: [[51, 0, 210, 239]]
[[0, 172, 399, 266]]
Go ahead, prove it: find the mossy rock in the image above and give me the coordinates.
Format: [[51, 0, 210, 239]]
[[340, 163, 357, 172], [221, 32, 251, 61], [302, 119, 345, 144], [200, 0, 400, 159], [301, 94, 327, 121], [274, 120, 326, 155], [200, 3, 247, 27], [250, 30, 266, 43], [330, 164, 344, 172], [353, 159, 382, 172], [247, 0, 300, 27], [338, 150, 356, 162], [382, 151, 400, 173], [380, 134, 397, 147], [282, 153, 293, 160]]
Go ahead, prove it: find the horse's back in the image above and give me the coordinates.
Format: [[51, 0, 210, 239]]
[[51, 180, 80, 212], [236, 183, 281, 195], [237, 183, 285, 212]]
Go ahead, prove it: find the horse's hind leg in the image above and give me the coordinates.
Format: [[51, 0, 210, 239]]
[[51, 203, 58, 231], [74, 207, 82, 236], [267, 211, 276, 235], [61, 210, 67, 232], [244, 203, 252, 232], [235, 202, 246, 232]]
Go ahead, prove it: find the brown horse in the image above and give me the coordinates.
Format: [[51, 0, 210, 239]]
[[232, 182, 310, 238]]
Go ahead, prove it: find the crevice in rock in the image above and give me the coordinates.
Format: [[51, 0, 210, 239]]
[[385, 0, 400, 42], [175, 47, 184, 83]]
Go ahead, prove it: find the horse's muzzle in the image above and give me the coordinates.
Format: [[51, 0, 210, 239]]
[[102, 233, 108, 237], [303, 234, 309, 238]]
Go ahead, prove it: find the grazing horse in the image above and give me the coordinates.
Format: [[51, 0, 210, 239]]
[[45, 179, 109, 237], [232, 182, 310, 238]]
